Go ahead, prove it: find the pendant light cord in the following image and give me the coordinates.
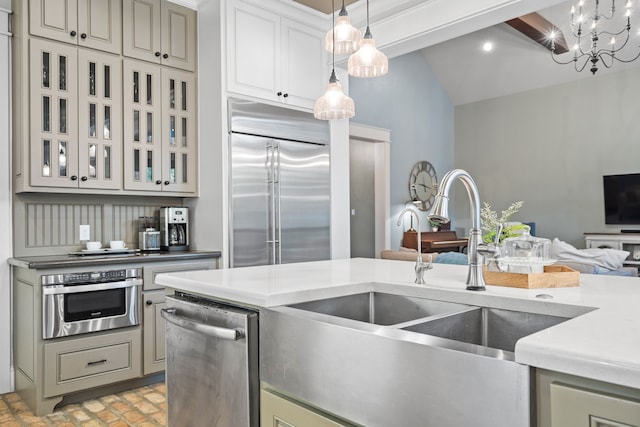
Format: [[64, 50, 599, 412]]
[[332, 0, 335, 71]]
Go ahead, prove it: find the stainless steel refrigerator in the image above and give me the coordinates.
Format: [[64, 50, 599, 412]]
[[229, 99, 331, 267]]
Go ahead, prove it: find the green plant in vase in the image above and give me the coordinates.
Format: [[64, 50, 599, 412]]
[[480, 201, 525, 243], [428, 219, 440, 232]]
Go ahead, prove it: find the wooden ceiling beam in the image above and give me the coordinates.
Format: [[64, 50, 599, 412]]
[[506, 12, 569, 54]]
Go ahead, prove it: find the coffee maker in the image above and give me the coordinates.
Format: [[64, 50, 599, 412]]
[[160, 207, 189, 251]]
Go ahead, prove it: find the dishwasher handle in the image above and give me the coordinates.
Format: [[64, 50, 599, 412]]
[[161, 308, 246, 341]]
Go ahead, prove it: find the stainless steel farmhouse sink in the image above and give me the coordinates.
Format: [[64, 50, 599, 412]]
[[402, 306, 570, 353], [287, 291, 469, 325], [261, 289, 595, 427]]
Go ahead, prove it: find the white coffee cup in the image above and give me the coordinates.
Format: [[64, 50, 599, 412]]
[[86, 241, 102, 251], [110, 240, 126, 249]]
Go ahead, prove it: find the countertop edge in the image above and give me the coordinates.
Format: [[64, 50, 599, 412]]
[[8, 251, 222, 269]]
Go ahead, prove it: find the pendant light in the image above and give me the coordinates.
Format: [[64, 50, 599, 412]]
[[324, 0, 361, 55], [314, 0, 355, 120], [348, 0, 388, 78]]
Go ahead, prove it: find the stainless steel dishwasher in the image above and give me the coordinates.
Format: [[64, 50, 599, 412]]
[[161, 292, 259, 427]]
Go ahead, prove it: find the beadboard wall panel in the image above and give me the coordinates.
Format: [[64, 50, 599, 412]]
[[25, 203, 103, 248], [14, 194, 183, 257]]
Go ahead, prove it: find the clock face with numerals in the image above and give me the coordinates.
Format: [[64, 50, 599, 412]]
[[409, 161, 437, 211]]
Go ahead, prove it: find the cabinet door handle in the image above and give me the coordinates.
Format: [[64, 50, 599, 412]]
[[146, 300, 153, 306], [71, 175, 78, 181], [164, 181, 170, 186], [155, 180, 162, 185], [283, 93, 289, 98], [277, 92, 282, 96], [70, 30, 77, 37], [155, 51, 161, 57], [81, 176, 88, 182], [80, 33, 87, 39], [163, 53, 169, 59], [87, 359, 107, 366]]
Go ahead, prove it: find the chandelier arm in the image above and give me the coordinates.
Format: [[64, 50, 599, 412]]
[[574, 56, 594, 72], [599, 48, 640, 63]]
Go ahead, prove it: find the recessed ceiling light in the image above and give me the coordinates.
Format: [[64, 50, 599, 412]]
[[482, 42, 494, 52]]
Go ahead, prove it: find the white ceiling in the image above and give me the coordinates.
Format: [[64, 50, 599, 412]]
[[421, 1, 640, 105]]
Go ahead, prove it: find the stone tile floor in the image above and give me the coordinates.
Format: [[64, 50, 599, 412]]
[[0, 382, 166, 426]]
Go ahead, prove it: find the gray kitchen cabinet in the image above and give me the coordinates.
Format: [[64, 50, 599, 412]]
[[12, 0, 200, 196], [226, 0, 325, 110], [550, 382, 640, 427], [141, 259, 217, 374], [261, 387, 358, 427], [538, 369, 640, 427], [29, 0, 122, 54], [123, 59, 198, 194], [122, 0, 197, 72], [43, 328, 142, 398], [28, 39, 123, 190], [142, 290, 166, 375]]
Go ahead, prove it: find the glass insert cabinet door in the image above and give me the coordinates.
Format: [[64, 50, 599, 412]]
[[123, 59, 163, 191], [123, 59, 197, 193], [29, 39, 79, 188], [77, 49, 122, 189], [161, 68, 197, 193]]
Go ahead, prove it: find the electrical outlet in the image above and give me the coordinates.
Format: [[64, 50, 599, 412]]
[[79, 225, 91, 241]]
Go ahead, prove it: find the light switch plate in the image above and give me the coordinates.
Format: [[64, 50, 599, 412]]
[[79, 225, 90, 241]]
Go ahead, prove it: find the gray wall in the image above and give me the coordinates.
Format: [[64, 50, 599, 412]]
[[350, 51, 455, 250], [455, 67, 640, 248]]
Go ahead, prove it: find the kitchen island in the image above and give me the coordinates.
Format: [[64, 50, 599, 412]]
[[156, 258, 640, 427]]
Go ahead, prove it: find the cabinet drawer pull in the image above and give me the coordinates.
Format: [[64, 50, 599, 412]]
[[80, 33, 87, 39], [70, 30, 77, 37], [155, 51, 161, 57], [163, 53, 169, 59], [87, 359, 107, 366], [164, 181, 170, 186]]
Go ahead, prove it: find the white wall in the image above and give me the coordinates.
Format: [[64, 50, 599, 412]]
[[1, 4, 13, 393], [349, 51, 455, 250], [455, 67, 640, 248]]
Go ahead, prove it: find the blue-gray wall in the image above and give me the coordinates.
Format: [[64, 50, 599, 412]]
[[350, 51, 455, 249], [455, 67, 640, 248]]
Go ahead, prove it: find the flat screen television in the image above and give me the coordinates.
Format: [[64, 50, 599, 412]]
[[603, 173, 640, 224]]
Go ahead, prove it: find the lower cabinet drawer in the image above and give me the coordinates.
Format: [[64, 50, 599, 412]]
[[44, 328, 142, 397], [58, 342, 131, 381]]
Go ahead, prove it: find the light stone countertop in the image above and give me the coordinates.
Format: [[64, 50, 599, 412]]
[[155, 257, 640, 390]]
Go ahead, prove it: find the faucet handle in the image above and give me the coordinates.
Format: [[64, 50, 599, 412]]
[[415, 254, 433, 285]]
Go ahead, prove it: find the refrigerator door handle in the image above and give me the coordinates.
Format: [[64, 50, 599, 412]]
[[161, 308, 245, 341], [275, 143, 282, 264], [267, 142, 277, 265]]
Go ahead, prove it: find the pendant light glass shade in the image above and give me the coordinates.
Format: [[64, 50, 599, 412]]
[[324, 6, 361, 55], [348, 27, 388, 78], [314, 70, 355, 120]]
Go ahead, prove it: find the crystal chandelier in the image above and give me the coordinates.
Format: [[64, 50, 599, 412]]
[[348, 0, 388, 77], [314, 0, 355, 120], [550, 0, 640, 74]]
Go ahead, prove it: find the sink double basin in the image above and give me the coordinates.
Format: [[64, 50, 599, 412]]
[[262, 290, 594, 426], [287, 291, 574, 353]]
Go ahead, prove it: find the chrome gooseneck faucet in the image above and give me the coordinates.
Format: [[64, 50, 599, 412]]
[[397, 207, 432, 284], [427, 169, 486, 291]]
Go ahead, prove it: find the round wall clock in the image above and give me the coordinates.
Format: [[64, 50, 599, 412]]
[[409, 161, 437, 211]]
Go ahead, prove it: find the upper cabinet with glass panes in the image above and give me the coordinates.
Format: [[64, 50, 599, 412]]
[[122, 60, 197, 193], [11, 0, 198, 195]]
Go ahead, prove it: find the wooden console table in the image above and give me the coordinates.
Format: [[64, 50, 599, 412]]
[[403, 231, 468, 253]]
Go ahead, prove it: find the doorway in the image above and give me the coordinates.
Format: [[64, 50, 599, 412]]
[[350, 140, 375, 258], [349, 123, 391, 259]]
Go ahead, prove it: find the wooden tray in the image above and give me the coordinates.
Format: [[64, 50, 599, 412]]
[[483, 265, 580, 289]]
